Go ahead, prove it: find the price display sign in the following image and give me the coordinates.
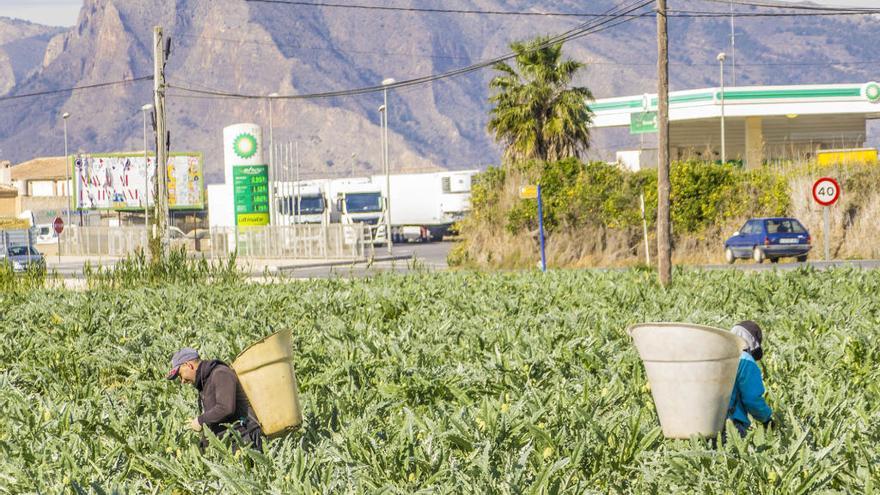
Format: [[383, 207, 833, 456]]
[[233, 165, 270, 226]]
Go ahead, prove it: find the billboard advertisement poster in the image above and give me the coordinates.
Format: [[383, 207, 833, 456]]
[[72, 152, 204, 210], [167, 155, 204, 208], [233, 164, 270, 226]]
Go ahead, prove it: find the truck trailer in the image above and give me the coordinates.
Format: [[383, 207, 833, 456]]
[[271, 169, 479, 243], [373, 170, 476, 242]]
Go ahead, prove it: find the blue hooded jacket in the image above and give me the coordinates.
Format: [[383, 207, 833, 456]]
[[728, 351, 772, 427]]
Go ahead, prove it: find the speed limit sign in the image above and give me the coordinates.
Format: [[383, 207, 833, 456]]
[[812, 177, 840, 206]]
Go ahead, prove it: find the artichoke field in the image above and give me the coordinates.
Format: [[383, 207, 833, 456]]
[[1, 267, 878, 493]]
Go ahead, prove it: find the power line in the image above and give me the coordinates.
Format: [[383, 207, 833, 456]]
[[670, 9, 880, 17], [172, 30, 880, 67], [245, 0, 647, 18], [168, 0, 655, 101], [174, 33, 479, 62], [246, 0, 880, 17], [0, 76, 153, 103], [698, 0, 880, 13]]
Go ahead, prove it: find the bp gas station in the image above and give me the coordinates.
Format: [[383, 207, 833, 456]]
[[589, 81, 880, 169]]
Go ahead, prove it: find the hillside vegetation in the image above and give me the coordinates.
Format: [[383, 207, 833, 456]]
[[450, 160, 880, 268]]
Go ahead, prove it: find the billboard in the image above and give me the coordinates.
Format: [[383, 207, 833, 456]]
[[72, 152, 204, 210]]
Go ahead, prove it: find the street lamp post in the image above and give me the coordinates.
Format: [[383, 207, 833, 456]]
[[62, 112, 71, 226], [717, 52, 727, 164], [381, 78, 395, 253], [141, 104, 153, 240], [268, 93, 279, 226]]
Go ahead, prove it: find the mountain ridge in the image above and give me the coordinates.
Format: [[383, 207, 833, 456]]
[[0, 0, 877, 181]]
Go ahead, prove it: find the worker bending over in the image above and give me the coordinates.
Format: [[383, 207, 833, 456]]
[[727, 321, 774, 437], [167, 347, 263, 452]]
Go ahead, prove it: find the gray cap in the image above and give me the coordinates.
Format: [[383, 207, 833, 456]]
[[166, 347, 200, 380]]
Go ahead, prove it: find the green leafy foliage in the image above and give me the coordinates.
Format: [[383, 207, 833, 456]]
[[488, 37, 593, 163], [83, 247, 243, 289], [1, 269, 878, 492], [454, 159, 804, 267]]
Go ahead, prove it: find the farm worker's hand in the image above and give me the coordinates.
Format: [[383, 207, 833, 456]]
[[189, 417, 202, 432], [762, 416, 780, 431]]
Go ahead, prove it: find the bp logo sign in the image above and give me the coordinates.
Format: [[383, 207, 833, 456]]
[[233, 133, 258, 159], [864, 82, 880, 104]]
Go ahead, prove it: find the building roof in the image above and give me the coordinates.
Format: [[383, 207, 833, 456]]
[[10, 156, 68, 181], [589, 82, 880, 128], [0, 185, 17, 198]]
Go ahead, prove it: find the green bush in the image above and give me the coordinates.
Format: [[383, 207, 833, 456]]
[[468, 165, 507, 227], [452, 158, 864, 267], [476, 159, 797, 241]]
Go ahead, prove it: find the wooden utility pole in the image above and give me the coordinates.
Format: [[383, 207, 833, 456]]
[[152, 26, 168, 258], [656, 0, 672, 286]]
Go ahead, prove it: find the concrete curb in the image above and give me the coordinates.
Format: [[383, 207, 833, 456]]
[[274, 253, 415, 272], [44, 253, 417, 278]]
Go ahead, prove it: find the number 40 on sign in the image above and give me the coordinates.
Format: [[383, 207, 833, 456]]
[[812, 177, 840, 206]]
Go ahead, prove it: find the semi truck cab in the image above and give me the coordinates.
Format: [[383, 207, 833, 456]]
[[276, 183, 329, 225], [333, 182, 388, 245]]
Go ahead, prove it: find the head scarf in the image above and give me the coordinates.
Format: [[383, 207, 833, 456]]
[[731, 320, 763, 361]]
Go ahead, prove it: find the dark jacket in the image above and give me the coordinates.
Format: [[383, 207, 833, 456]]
[[194, 360, 262, 448]]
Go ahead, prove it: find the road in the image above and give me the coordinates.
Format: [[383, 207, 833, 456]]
[[698, 259, 880, 271], [278, 241, 452, 278], [42, 241, 880, 280]]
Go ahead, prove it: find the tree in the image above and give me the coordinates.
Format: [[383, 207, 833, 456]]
[[488, 37, 594, 164]]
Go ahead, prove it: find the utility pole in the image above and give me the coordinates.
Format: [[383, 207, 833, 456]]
[[141, 103, 153, 250], [153, 26, 169, 258], [62, 112, 71, 227], [657, 0, 672, 287], [730, 0, 736, 87], [382, 78, 395, 254], [718, 52, 727, 164], [268, 93, 278, 226]]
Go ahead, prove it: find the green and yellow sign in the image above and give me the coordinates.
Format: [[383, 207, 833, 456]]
[[630, 111, 658, 134], [233, 165, 270, 226]]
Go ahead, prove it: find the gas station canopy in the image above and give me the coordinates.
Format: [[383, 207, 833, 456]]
[[589, 82, 880, 168]]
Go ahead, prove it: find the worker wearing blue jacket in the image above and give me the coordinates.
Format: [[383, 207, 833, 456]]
[[727, 320, 774, 437]]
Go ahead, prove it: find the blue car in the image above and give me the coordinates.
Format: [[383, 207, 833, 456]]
[[724, 217, 811, 264]]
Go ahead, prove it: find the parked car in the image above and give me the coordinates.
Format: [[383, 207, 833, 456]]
[[35, 224, 58, 245], [0, 245, 46, 272], [724, 217, 811, 264], [168, 226, 187, 239]]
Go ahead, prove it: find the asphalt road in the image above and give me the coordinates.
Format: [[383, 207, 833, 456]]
[[278, 241, 452, 279], [698, 259, 880, 271], [42, 241, 880, 280]]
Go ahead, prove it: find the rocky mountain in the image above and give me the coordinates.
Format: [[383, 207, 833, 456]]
[[0, 17, 63, 96], [0, 0, 878, 182]]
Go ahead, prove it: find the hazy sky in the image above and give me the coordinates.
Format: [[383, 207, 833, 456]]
[[0, 0, 875, 27]]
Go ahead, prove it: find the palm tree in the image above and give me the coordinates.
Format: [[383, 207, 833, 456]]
[[488, 37, 593, 163]]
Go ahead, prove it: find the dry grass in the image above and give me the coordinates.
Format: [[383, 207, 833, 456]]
[[454, 162, 880, 269]]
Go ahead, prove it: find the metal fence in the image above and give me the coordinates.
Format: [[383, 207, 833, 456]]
[[59, 224, 370, 261], [60, 226, 148, 257], [208, 224, 369, 260]]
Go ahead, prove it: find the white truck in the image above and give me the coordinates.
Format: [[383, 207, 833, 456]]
[[327, 179, 389, 245], [375, 170, 477, 242], [274, 180, 330, 225], [272, 170, 480, 244]]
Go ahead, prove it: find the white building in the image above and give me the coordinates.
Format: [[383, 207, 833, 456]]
[[589, 81, 880, 169]]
